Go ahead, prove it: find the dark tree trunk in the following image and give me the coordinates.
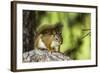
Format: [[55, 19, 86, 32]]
[[23, 10, 37, 52]]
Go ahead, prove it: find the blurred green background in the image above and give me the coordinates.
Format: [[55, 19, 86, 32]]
[[31, 11, 91, 60]]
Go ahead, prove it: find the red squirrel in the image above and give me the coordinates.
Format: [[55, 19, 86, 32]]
[[34, 24, 63, 52]]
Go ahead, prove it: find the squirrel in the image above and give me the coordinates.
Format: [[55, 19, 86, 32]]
[[34, 32, 62, 52], [34, 24, 63, 52]]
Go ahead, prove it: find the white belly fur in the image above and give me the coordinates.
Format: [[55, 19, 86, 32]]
[[51, 41, 59, 51], [38, 38, 47, 49]]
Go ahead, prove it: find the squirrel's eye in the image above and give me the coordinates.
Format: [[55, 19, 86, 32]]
[[55, 37, 59, 41], [56, 38, 58, 40]]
